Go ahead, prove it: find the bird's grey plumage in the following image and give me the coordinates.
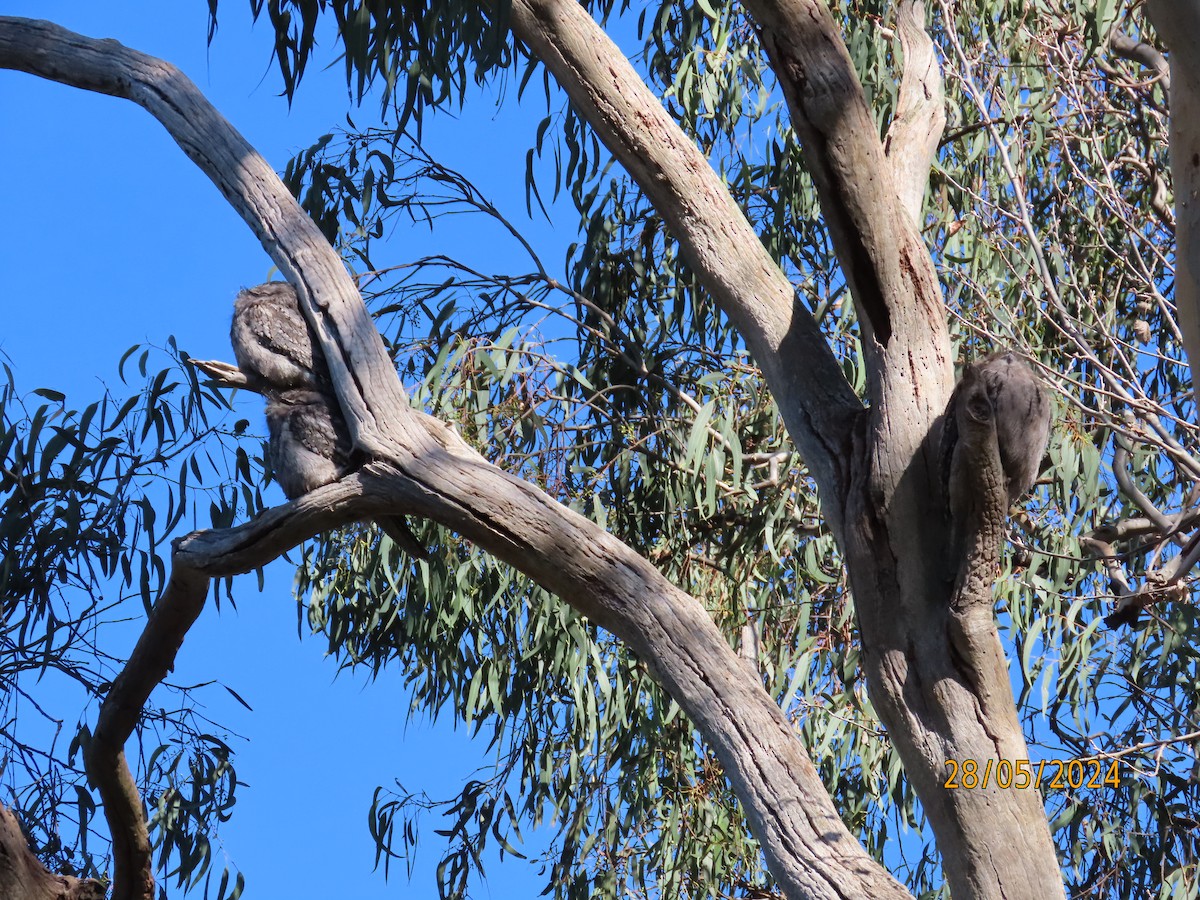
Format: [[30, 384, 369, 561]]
[[941, 350, 1051, 509], [230, 282, 326, 392], [232, 282, 428, 559], [265, 389, 353, 499], [978, 352, 1051, 504]]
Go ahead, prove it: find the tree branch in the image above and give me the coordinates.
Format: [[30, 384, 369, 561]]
[[1143, 3, 1200, 396], [1109, 30, 1170, 89], [739, 0, 951, 401], [0, 805, 105, 900], [190, 358, 251, 388], [885, 0, 946, 224], [84, 476, 423, 899], [85, 566, 209, 900], [1090, 508, 1200, 543], [1113, 436, 1181, 541], [502, 0, 864, 522], [0, 16, 910, 900], [182, 428, 916, 899]]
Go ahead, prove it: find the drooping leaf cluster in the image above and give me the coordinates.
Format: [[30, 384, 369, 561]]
[[9, 0, 1200, 896], [0, 344, 264, 894], [245, 0, 1200, 894]]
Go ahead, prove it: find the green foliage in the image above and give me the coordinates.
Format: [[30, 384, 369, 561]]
[[256, 0, 1200, 892], [8, 0, 1200, 896], [928, 2, 1197, 895], [0, 345, 256, 890], [276, 121, 899, 898], [224, 0, 513, 130]]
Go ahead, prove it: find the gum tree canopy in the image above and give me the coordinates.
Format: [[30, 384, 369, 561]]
[[1, 1, 1200, 898]]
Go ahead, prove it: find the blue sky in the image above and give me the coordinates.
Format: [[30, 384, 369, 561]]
[[1, 3, 563, 896]]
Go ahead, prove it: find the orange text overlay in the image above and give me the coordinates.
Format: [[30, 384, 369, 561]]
[[943, 758, 1121, 790]]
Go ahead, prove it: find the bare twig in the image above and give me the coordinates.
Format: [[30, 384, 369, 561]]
[[1112, 436, 1180, 542]]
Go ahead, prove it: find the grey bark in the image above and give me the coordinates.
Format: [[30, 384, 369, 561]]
[[886, 1, 946, 224], [1148, 1, 1200, 397], [505, 0, 1062, 895], [731, 0, 1062, 895], [0, 16, 905, 900], [0, 805, 105, 900]]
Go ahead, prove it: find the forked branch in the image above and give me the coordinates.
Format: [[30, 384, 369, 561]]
[[505, 0, 864, 518], [0, 16, 910, 900]]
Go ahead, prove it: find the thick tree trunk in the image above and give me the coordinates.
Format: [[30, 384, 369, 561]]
[[0, 805, 105, 900], [1147, 0, 1200, 397], [740, 1, 1062, 895], [841, 437, 1063, 900], [506, 0, 1063, 895]]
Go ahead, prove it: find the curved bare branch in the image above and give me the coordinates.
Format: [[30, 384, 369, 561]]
[[85, 566, 208, 900], [1113, 437, 1180, 540], [504, 0, 864, 524], [0, 16, 910, 900], [1110, 30, 1170, 89]]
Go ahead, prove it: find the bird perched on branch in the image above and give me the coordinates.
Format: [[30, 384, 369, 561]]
[[941, 350, 1051, 508], [940, 351, 1051, 573], [231, 281, 328, 393], [264, 389, 353, 500], [230, 282, 427, 559]]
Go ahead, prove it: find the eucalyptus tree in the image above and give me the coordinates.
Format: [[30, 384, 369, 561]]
[[1, 0, 1199, 898]]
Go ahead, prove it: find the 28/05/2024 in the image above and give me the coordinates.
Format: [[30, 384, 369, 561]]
[[943, 758, 1121, 790]]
